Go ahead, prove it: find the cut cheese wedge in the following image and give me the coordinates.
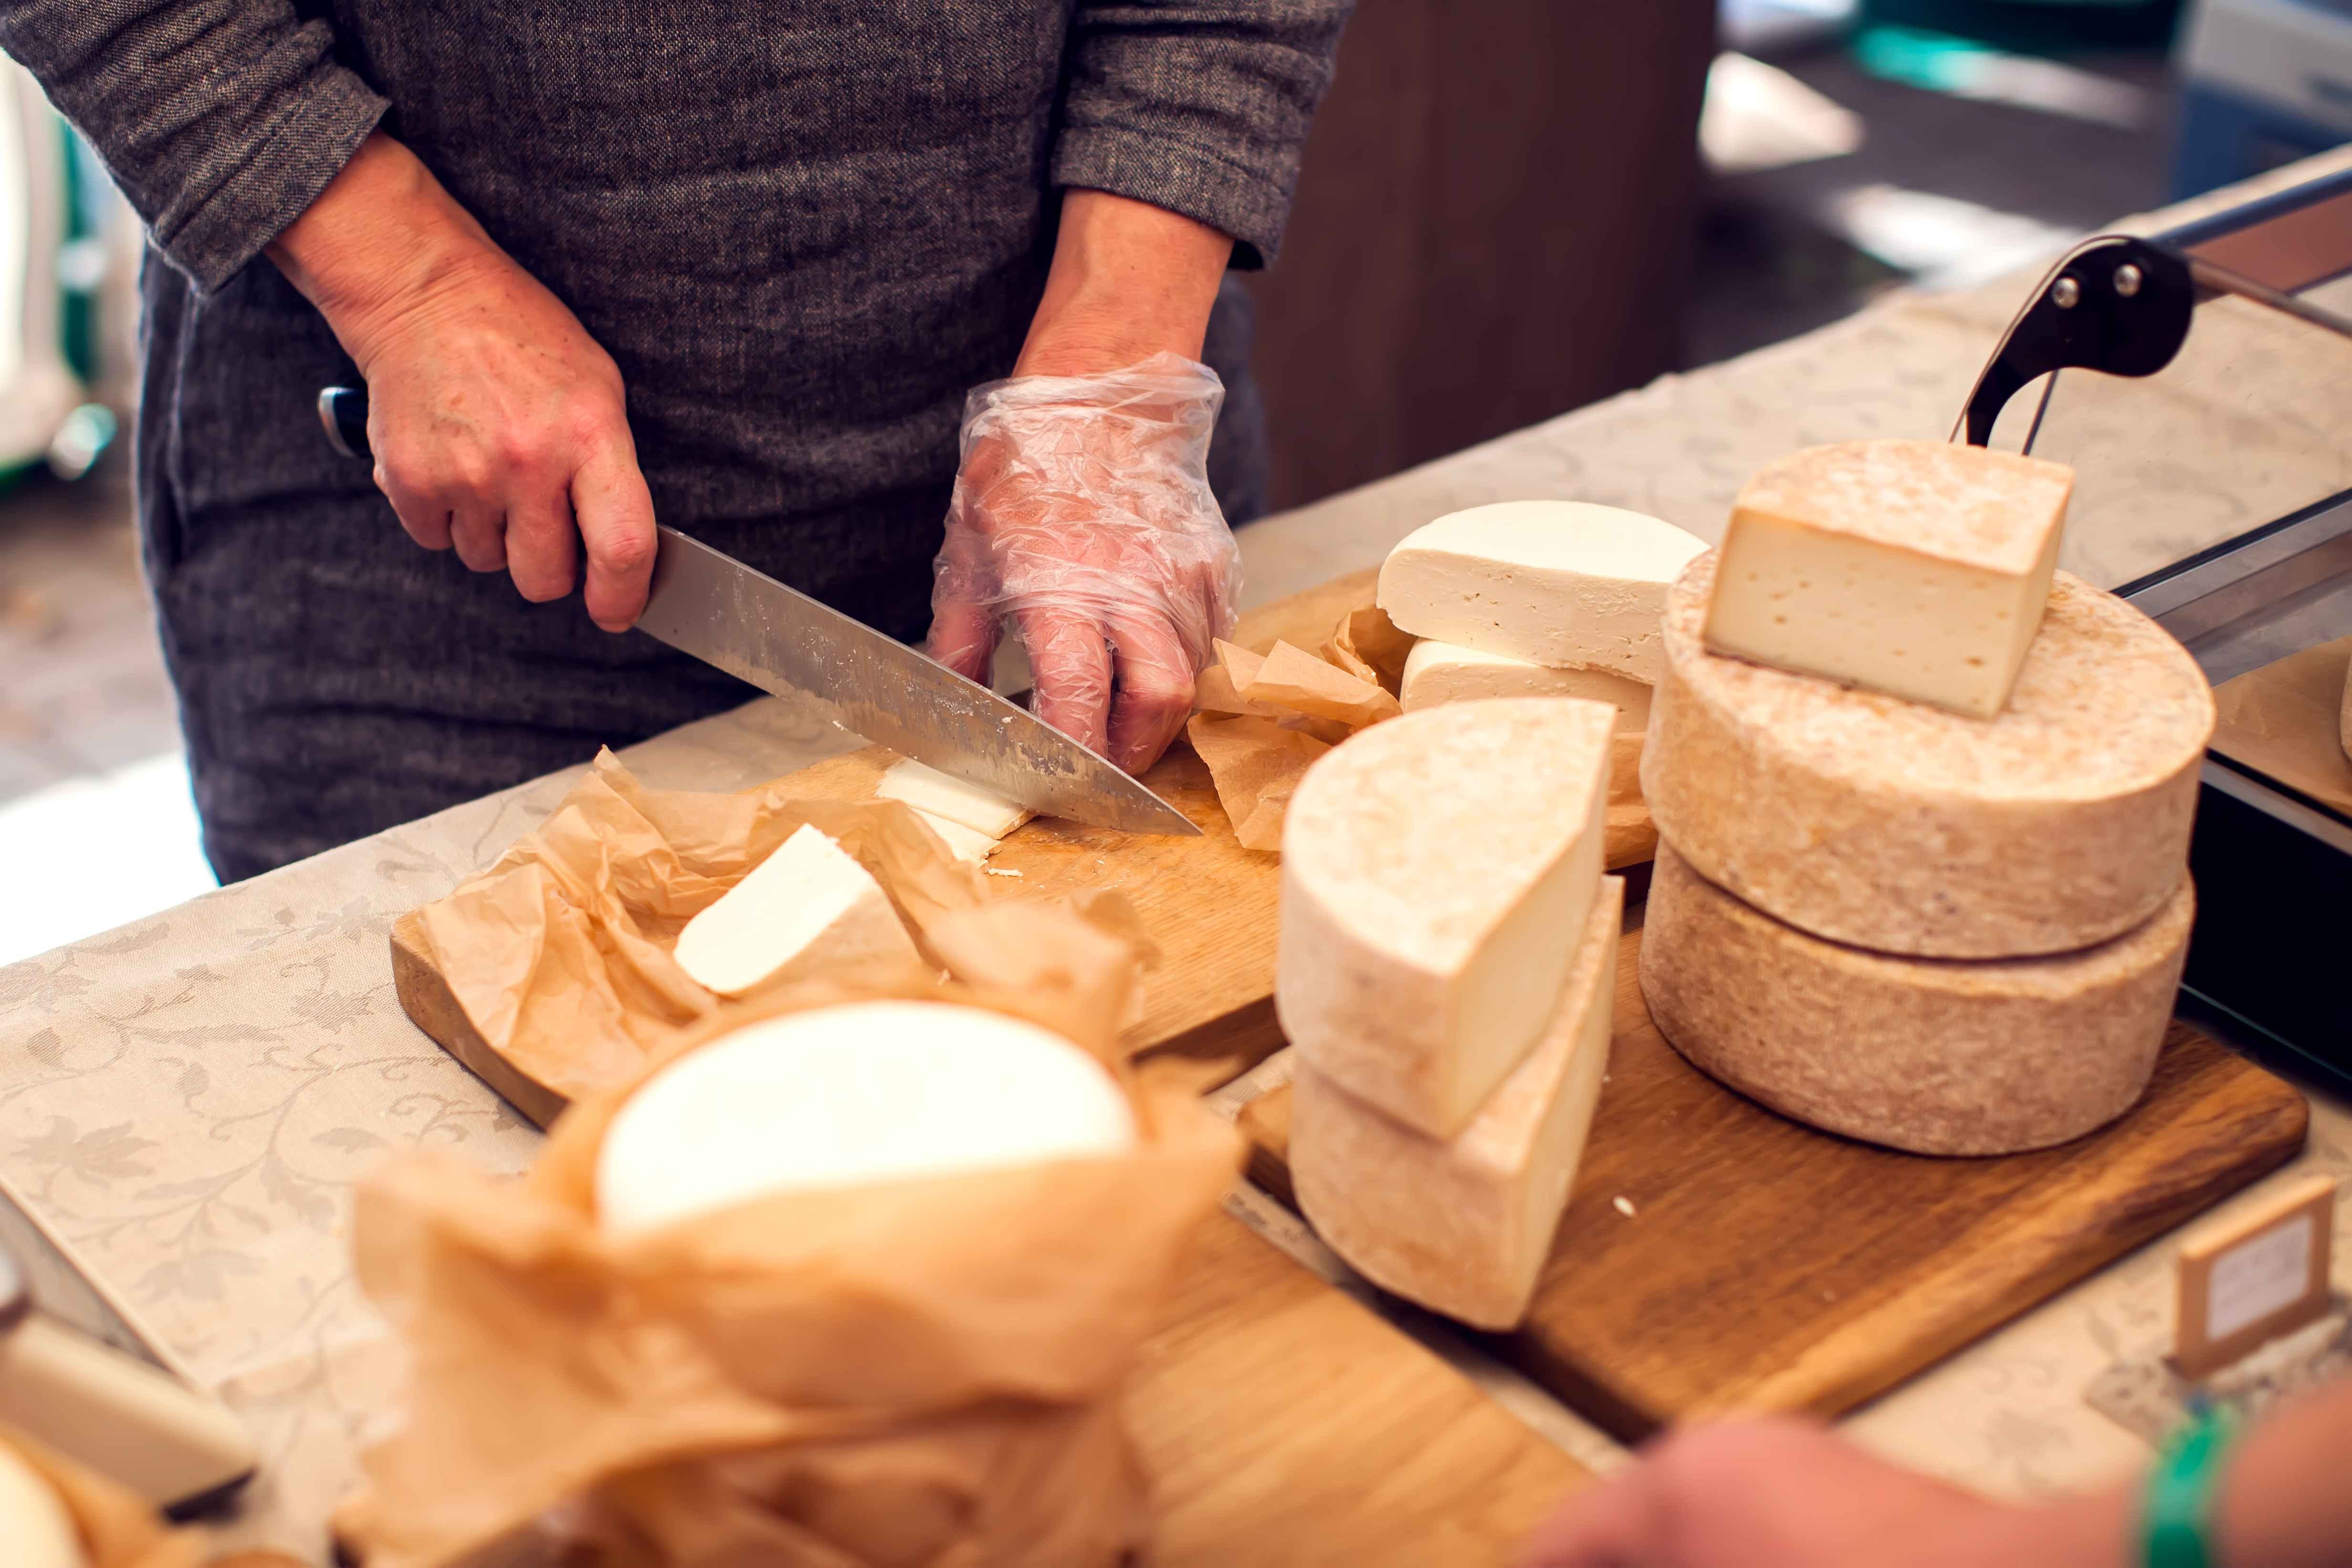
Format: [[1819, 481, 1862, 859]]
[[1704, 439, 2074, 718], [597, 1001, 1135, 1234], [672, 823, 921, 997], [1278, 697, 1616, 1140], [1399, 640, 1652, 730], [877, 758, 1033, 839], [1377, 501, 1707, 683], [0, 1442, 85, 1568], [1293, 876, 1622, 1330], [1640, 845, 2190, 1156], [1648, 552, 2214, 958], [912, 810, 1001, 865]]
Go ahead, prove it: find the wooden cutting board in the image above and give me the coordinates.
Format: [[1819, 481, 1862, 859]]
[[388, 574, 1382, 1128], [1234, 900, 2310, 1440], [1133, 1210, 1584, 1565]]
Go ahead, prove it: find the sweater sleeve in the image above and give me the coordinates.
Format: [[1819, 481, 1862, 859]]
[[0, 0, 387, 291], [1051, 0, 1352, 269]]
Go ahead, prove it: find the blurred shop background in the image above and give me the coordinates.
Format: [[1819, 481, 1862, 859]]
[[0, 0, 2344, 958]]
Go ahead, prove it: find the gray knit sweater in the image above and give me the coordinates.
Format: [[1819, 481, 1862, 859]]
[[0, 0, 1347, 879]]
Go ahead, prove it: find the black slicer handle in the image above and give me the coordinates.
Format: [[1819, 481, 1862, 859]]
[[1954, 235, 2195, 447], [318, 385, 372, 461]]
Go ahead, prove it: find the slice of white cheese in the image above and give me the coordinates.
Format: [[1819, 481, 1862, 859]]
[[672, 822, 921, 997], [596, 1000, 1136, 1234], [1293, 876, 1622, 1330], [876, 758, 1033, 839], [1399, 640, 1652, 730], [0, 1442, 85, 1568], [912, 809, 1001, 865], [1376, 501, 1707, 683], [1277, 697, 1616, 1140], [1703, 439, 2074, 718], [1641, 845, 2190, 1156]]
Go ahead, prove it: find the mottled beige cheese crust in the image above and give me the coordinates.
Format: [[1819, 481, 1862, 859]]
[[1646, 553, 2214, 958], [1640, 847, 2190, 1156], [1733, 438, 2075, 574]]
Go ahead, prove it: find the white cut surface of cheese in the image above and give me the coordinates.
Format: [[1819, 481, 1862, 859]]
[[1703, 439, 2074, 718], [1640, 845, 2190, 1156], [876, 758, 1033, 839], [1294, 877, 1623, 1330], [1647, 553, 2215, 958], [672, 822, 921, 997], [1376, 501, 1707, 683], [1278, 697, 1616, 1140], [1399, 640, 1653, 729], [0, 1442, 85, 1568], [597, 1000, 1135, 1235], [913, 809, 1001, 865]]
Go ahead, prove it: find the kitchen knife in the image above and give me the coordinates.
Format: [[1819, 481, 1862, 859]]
[[315, 387, 1200, 836]]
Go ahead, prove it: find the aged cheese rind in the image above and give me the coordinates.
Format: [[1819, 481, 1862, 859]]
[[1293, 878, 1623, 1330], [1278, 698, 1615, 1139], [1640, 846, 2190, 1156], [1704, 440, 2073, 718], [1399, 640, 1653, 730], [1377, 501, 1707, 682], [673, 823, 922, 996], [1647, 553, 2214, 958]]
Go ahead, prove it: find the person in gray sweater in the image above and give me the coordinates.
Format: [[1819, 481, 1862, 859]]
[[0, 0, 1350, 880]]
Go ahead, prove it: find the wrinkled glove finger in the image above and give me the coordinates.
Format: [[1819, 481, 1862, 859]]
[[1016, 604, 1114, 757], [1102, 605, 1199, 776], [926, 601, 1003, 686]]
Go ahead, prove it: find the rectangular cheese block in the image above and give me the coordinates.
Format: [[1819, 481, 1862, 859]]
[[1376, 501, 1707, 683], [1278, 698, 1615, 1139], [673, 823, 922, 996], [1399, 639, 1652, 730], [1292, 877, 1623, 1330], [875, 758, 1033, 839], [1703, 439, 2074, 719]]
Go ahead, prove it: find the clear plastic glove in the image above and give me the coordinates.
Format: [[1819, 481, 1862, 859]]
[[927, 352, 1242, 775]]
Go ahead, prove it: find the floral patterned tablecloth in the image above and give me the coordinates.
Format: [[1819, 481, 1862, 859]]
[[6, 155, 2350, 1560]]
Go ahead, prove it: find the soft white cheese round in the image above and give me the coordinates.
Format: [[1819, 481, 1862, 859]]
[[0, 1441, 86, 1568], [596, 1001, 1136, 1235]]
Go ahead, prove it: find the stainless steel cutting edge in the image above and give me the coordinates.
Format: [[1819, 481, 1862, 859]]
[[636, 525, 1201, 836]]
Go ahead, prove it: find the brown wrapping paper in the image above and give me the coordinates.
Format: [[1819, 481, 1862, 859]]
[[343, 895, 1241, 1568], [0, 1426, 299, 1568], [2209, 632, 2352, 817]]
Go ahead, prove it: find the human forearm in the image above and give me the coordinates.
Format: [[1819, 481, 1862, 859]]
[[1013, 189, 1233, 377]]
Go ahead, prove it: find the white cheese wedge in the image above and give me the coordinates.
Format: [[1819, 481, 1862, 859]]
[[1704, 439, 2074, 718], [1277, 697, 1615, 1140], [1293, 876, 1622, 1330], [876, 758, 1033, 839], [672, 823, 921, 997], [912, 809, 1001, 865], [1641, 846, 2190, 1156], [1399, 640, 1652, 730], [597, 1000, 1135, 1234], [0, 1442, 85, 1568], [1648, 553, 2215, 958], [1376, 501, 1707, 683]]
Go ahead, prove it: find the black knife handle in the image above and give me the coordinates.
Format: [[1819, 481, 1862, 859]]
[[318, 386, 371, 461]]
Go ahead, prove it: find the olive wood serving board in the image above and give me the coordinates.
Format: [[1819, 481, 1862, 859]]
[[1234, 900, 2310, 1440]]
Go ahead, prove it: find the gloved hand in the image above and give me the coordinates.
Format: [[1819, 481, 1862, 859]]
[[926, 353, 1242, 776]]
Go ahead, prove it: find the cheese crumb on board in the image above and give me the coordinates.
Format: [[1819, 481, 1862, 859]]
[[1278, 697, 1616, 1140], [1376, 501, 1707, 683], [876, 758, 1033, 839], [1704, 439, 2074, 719], [596, 1001, 1135, 1235], [1399, 640, 1653, 729], [0, 1441, 84, 1568], [1293, 877, 1623, 1330], [672, 823, 921, 997], [1640, 845, 2191, 1156], [1647, 552, 2214, 958]]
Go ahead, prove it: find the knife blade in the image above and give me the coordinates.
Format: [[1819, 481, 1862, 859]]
[[314, 386, 1200, 836]]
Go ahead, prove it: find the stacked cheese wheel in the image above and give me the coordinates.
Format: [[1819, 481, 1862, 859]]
[[1640, 441, 2217, 1156], [1275, 697, 1624, 1330]]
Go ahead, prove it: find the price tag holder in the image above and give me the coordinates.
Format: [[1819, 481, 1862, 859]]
[[2171, 1173, 2339, 1380]]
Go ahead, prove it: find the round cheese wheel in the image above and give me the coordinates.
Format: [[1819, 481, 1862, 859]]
[[1640, 845, 2192, 1156], [596, 1001, 1136, 1235], [1645, 553, 2213, 958], [0, 1442, 87, 1568]]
